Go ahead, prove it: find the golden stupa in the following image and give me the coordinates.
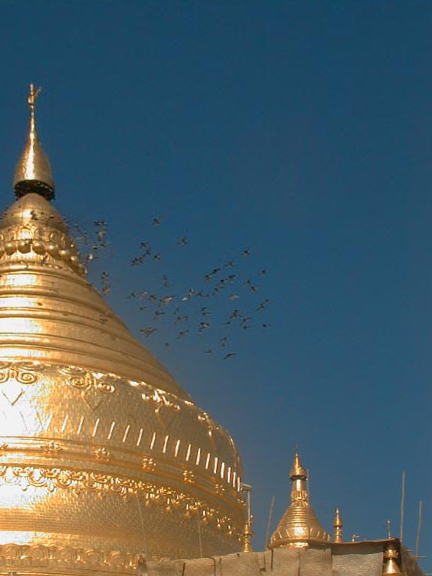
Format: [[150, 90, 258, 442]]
[[269, 451, 331, 549], [0, 86, 245, 571]]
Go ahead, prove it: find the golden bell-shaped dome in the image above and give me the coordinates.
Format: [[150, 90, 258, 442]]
[[268, 451, 330, 549], [0, 87, 245, 569], [0, 192, 185, 396]]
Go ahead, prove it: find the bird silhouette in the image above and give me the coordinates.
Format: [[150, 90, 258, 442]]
[[119, 222, 271, 358], [140, 327, 156, 337]]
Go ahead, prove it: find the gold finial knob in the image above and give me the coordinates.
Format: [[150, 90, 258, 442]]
[[241, 483, 253, 552], [383, 543, 402, 575], [333, 507, 343, 543], [242, 517, 254, 553], [28, 83, 42, 113], [290, 450, 307, 480], [386, 520, 392, 539], [13, 83, 55, 200]]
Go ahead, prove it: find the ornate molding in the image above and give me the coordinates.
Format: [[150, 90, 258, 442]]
[[141, 457, 156, 472], [0, 465, 242, 538], [0, 223, 85, 277], [40, 441, 63, 455], [0, 542, 138, 573], [60, 366, 116, 394], [0, 362, 234, 447], [0, 361, 242, 496], [0, 363, 41, 385], [94, 448, 111, 461], [140, 389, 180, 413]]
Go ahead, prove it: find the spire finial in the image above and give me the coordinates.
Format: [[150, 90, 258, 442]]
[[333, 507, 343, 543], [383, 543, 402, 575], [268, 451, 331, 549], [241, 483, 254, 552], [28, 83, 41, 114], [13, 83, 55, 200], [290, 450, 307, 481]]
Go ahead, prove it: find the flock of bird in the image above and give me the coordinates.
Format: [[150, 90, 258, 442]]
[[71, 215, 271, 360]]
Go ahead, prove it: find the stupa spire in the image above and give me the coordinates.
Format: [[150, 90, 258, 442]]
[[333, 507, 343, 542], [13, 83, 55, 200], [268, 451, 330, 549], [290, 450, 307, 481]]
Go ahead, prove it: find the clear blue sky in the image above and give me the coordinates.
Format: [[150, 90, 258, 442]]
[[0, 0, 431, 565]]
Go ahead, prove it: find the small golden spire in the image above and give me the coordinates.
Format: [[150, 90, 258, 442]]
[[290, 450, 307, 480], [386, 519, 392, 539], [268, 451, 331, 549], [242, 483, 253, 552], [13, 83, 55, 200], [333, 507, 343, 543], [382, 543, 402, 575], [242, 517, 254, 553]]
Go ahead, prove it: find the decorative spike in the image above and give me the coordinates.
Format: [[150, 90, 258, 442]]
[[13, 84, 55, 200], [333, 507, 343, 543], [268, 451, 330, 549], [382, 543, 402, 575], [290, 450, 307, 480], [241, 483, 253, 552], [242, 519, 253, 553]]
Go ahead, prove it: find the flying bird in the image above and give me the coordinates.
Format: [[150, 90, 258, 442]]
[[159, 295, 175, 305], [256, 299, 269, 311], [230, 309, 242, 320], [140, 327, 156, 337], [182, 288, 194, 301], [97, 229, 108, 242]]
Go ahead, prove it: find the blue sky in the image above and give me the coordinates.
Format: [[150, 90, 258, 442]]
[[0, 0, 431, 565]]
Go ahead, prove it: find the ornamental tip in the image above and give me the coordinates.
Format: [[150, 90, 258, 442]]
[[333, 507, 343, 543], [13, 84, 55, 200], [289, 450, 307, 481], [383, 543, 402, 575], [333, 507, 343, 528], [268, 452, 330, 549]]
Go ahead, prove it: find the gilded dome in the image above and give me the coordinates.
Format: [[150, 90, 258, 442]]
[[269, 452, 330, 549], [0, 192, 185, 396], [0, 87, 245, 568]]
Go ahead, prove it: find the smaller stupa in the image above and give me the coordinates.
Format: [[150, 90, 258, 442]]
[[268, 451, 331, 548]]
